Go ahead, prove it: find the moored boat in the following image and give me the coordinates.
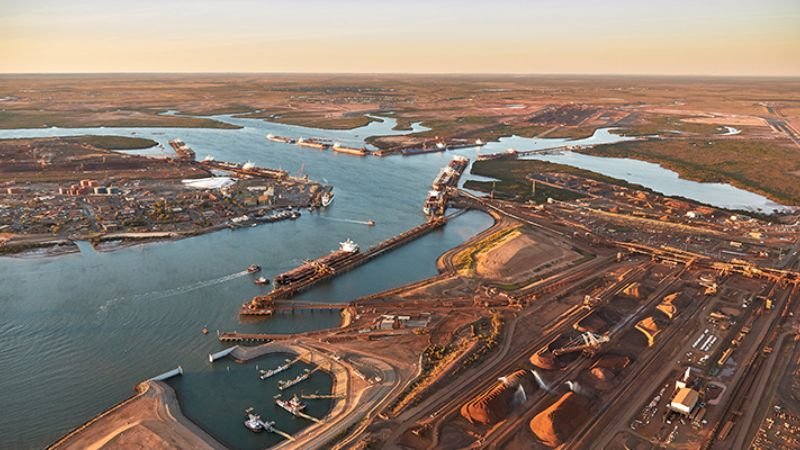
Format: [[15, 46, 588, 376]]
[[321, 191, 334, 207], [275, 394, 307, 415]]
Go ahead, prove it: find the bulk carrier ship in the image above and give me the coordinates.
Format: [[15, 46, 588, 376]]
[[274, 239, 360, 285]]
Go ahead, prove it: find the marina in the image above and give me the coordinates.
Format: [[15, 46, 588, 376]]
[[167, 352, 333, 450]]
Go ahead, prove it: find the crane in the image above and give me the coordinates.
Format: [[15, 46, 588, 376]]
[[552, 332, 610, 357]]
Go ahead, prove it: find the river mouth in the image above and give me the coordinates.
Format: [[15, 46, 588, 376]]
[[168, 353, 333, 450]]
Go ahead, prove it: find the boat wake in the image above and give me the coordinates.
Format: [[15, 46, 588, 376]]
[[318, 216, 375, 226], [98, 270, 250, 314]]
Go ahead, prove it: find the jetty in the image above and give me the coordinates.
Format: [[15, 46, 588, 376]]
[[240, 216, 447, 314], [301, 392, 345, 400], [278, 366, 321, 391], [258, 353, 305, 380], [218, 332, 279, 343]]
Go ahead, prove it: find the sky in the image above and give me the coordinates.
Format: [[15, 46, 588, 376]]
[[1, 0, 799, 76]]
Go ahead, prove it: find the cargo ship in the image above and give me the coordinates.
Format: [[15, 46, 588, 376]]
[[266, 134, 296, 144], [168, 139, 196, 161], [449, 155, 469, 174], [274, 239, 360, 285], [432, 167, 456, 190], [423, 190, 445, 216], [296, 138, 329, 150], [400, 145, 446, 156], [332, 142, 368, 156], [476, 148, 518, 161]]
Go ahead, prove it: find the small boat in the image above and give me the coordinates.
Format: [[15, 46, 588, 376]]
[[247, 264, 261, 273], [366, 220, 376, 226], [254, 277, 269, 285], [321, 191, 334, 207]]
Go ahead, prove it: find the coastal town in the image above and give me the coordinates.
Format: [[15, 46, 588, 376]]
[[0, 136, 330, 255]]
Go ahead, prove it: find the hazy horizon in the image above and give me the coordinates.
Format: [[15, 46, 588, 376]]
[[2, 0, 799, 76]]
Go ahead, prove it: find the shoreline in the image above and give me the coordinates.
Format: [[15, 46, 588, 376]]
[[47, 380, 226, 450], [46, 340, 375, 450]]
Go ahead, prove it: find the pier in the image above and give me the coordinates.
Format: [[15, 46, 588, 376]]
[[199, 159, 288, 179], [273, 302, 350, 311], [278, 366, 321, 391], [301, 392, 345, 400], [147, 366, 183, 381], [208, 347, 236, 363], [218, 332, 280, 343], [240, 217, 447, 314]]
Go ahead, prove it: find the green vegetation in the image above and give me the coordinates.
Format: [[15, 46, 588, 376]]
[[454, 226, 521, 275], [465, 159, 588, 203], [64, 135, 157, 150], [458, 313, 503, 369], [584, 139, 800, 205], [0, 110, 239, 129]]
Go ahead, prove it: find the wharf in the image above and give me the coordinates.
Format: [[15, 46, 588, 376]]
[[200, 160, 288, 179], [273, 302, 350, 311], [240, 217, 447, 314], [218, 332, 282, 343], [476, 144, 578, 161]]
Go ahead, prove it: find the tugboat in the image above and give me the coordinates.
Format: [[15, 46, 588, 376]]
[[254, 277, 269, 285], [275, 394, 307, 415], [321, 191, 334, 207], [247, 264, 261, 273], [244, 408, 264, 432]]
